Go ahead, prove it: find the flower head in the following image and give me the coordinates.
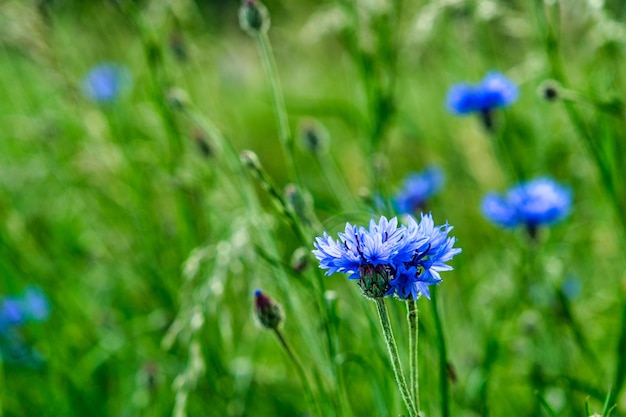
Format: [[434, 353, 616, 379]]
[[446, 71, 518, 115], [0, 298, 25, 333], [0, 287, 49, 333], [313, 214, 460, 300], [82, 63, 132, 103], [394, 166, 444, 214], [482, 177, 572, 231]]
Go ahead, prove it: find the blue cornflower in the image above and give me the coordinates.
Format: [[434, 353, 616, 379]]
[[482, 177, 572, 235], [313, 216, 425, 299], [394, 166, 444, 214], [0, 288, 49, 366], [21, 287, 50, 322], [82, 63, 132, 103], [313, 214, 460, 300], [447, 72, 518, 130], [0, 287, 49, 333], [0, 298, 25, 333], [447, 72, 518, 115]]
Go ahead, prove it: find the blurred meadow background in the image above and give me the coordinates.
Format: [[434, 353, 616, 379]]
[[1, 0, 626, 416]]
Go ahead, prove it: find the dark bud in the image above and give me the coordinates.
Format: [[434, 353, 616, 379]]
[[143, 361, 159, 391], [299, 119, 328, 154], [192, 128, 212, 158], [169, 31, 187, 61], [238, 0, 270, 36], [539, 80, 560, 102], [254, 290, 283, 329], [290, 247, 310, 274], [447, 362, 457, 384]]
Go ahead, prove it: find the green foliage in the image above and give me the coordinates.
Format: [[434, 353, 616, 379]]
[[1, 1, 625, 416]]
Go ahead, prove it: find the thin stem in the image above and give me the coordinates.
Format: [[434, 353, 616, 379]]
[[375, 298, 418, 417], [256, 31, 299, 184], [608, 302, 626, 408], [406, 299, 420, 412], [273, 328, 321, 417], [431, 287, 450, 417]]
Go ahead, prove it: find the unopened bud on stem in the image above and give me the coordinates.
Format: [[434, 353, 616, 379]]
[[238, 0, 270, 36], [254, 289, 283, 329]]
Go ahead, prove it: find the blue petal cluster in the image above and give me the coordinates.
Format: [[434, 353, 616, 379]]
[[446, 72, 518, 115], [313, 214, 461, 300], [82, 63, 132, 103], [0, 287, 49, 333], [394, 166, 444, 214], [482, 177, 572, 229], [0, 287, 49, 365]]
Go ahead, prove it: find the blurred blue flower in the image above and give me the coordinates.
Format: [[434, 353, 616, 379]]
[[394, 166, 444, 214], [0, 298, 25, 333], [21, 287, 50, 322], [0, 287, 49, 333], [446, 71, 518, 115], [482, 177, 572, 231], [313, 214, 460, 300], [82, 63, 131, 103]]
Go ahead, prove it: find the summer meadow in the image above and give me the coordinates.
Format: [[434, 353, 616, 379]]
[[1, 1, 625, 416]]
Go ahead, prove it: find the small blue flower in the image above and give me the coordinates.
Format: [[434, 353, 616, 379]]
[[0, 288, 50, 333], [313, 214, 460, 300], [20, 287, 50, 322], [394, 166, 444, 214], [0, 298, 25, 333], [482, 177, 572, 230], [82, 63, 131, 103], [446, 71, 518, 115]]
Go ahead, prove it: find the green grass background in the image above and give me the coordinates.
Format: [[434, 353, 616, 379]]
[[1, 0, 626, 416]]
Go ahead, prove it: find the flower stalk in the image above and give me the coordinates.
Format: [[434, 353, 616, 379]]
[[256, 30, 298, 184], [375, 298, 418, 417], [407, 298, 420, 412], [272, 327, 321, 417]]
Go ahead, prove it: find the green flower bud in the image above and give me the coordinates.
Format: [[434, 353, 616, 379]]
[[238, 0, 270, 36], [358, 265, 392, 300]]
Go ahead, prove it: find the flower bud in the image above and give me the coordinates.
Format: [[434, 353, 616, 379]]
[[284, 184, 313, 227], [166, 87, 189, 110], [539, 80, 560, 102], [238, 0, 270, 36], [299, 119, 329, 154], [254, 289, 283, 329], [240, 150, 262, 172], [192, 128, 212, 158], [358, 264, 392, 300], [291, 247, 310, 274]]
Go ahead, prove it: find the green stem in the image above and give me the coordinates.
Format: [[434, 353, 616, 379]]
[[608, 302, 626, 408], [431, 287, 450, 417], [273, 328, 321, 417], [256, 31, 299, 184], [407, 299, 420, 412], [375, 298, 418, 417]]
